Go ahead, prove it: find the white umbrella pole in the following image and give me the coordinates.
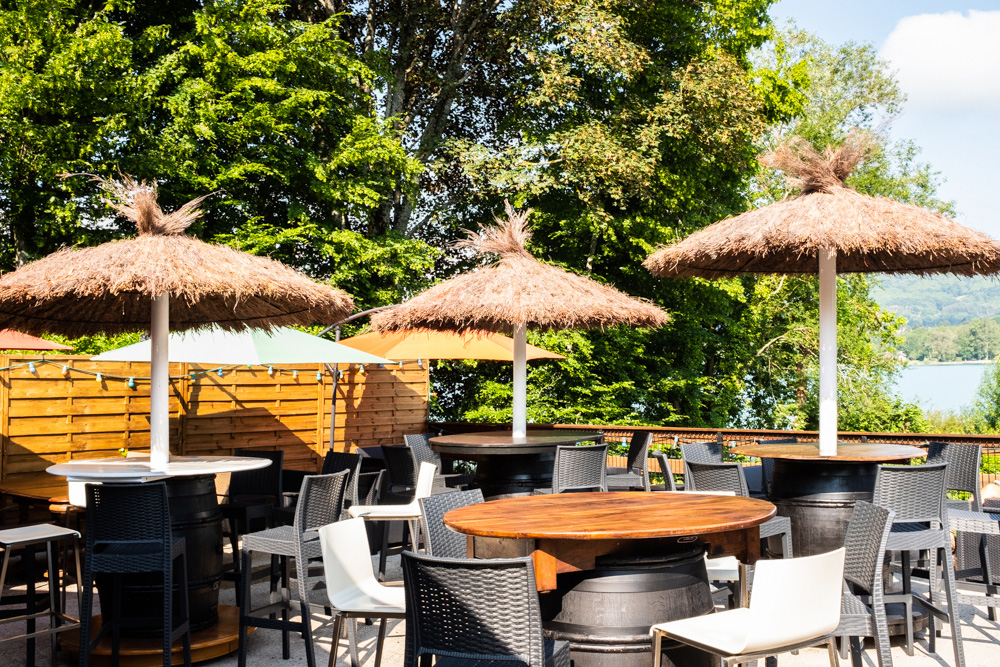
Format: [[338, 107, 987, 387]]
[[818, 249, 838, 456], [512, 323, 527, 438], [150, 292, 170, 469]]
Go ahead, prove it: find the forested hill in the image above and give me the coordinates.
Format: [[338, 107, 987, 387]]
[[873, 274, 1000, 328]]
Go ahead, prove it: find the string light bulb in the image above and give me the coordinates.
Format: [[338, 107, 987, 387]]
[[358, 364, 365, 374], [61, 365, 69, 377], [217, 369, 224, 377], [127, 377, 135, 389], [267, 366, 275, 377], [316, 371, 322, 382], [95, 373, 103, 383], [27, 362, 35, 373], [291, 370, 298, 380]]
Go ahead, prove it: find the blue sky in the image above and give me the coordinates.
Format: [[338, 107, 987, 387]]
[[770, 2, 1000, 238]]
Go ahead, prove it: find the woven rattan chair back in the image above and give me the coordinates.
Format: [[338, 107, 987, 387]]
[[230, 448, 284, 500], [552, 443, 608, 493], [625, 432, 652, 473], [419, 489, 485, 558], [685, 461, 750, 497], [294, 471, 349, 535], [680, 440, 724, 464], [404, 433, 442, 468], [873, 462, 948, 525], [381, 443, 418, 498], [843, 500, 895, 595], [401, 552, 549, 666], [85, 482, 173, 571], [322, 451, 361, 506], [927, 441, 982, 508], [355, 469, 384, 506], [652, 452, 677, 492]]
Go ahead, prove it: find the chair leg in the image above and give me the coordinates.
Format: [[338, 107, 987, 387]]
[[347, 618, 361, 667], [374, 617, 389, 667], [940, 544, 966, 667], [978, 534, 997, 622], [26, 545, 37, 667], [281, 556, 290, 660], [177, 552, 192, 667], [848, 637, 862, 667], [162, 565, 172, 667], [46, 541, 60, 665], [900, 550, 914, 656], [78, 562, 94, 667], [111, 575, 122, 667], [299, 599, 316, 667], [238, 549, 252, 667], [652, 630, 662, 667], [827, 640, 840, 667], [328, 614, 343, 667], [873, 597, 892, 667]]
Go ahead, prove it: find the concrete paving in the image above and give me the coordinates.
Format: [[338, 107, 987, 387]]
[[4, 552, 1000, 667]]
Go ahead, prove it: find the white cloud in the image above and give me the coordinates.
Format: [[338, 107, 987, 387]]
[[881, 10, 1000, 114]]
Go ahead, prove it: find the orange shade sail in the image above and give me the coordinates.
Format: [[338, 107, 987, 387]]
[[337, 330, 564, 361], [0, 329, 72, 351]]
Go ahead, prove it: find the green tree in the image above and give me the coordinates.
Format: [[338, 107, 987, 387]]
[[0, 0, 142, 268], [957, 318, 1000, 361]]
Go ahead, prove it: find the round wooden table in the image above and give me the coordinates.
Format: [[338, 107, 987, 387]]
[[729, 442, 927, 556], [430, 430, 603, 498], [445, 492, 775, 667]]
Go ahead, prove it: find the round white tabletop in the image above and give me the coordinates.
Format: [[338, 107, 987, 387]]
[[47, 455, 274, 506]]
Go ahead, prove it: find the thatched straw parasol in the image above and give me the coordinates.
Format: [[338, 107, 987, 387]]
[[644, 133, 1000, 455], [0, 175, 353, 467], [373, 202, 668, 437]]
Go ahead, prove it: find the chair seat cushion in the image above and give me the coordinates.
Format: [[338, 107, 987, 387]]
[[348, 502, 421, 520], [328, 581, 406, 615]]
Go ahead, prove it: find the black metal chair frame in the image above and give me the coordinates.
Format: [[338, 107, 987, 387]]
[[79, 482, 191, 667], [651, 451, 677, 492]]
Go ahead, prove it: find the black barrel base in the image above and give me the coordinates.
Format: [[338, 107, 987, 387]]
[[542, 549, 715, 667], [473, 453, 555, 499]]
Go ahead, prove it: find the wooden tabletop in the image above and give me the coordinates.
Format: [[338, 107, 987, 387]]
[[728, 442, 927, 462], [431, 430, 602, 455], [444, 491, 776, 540], [0, 472, 69, 502]]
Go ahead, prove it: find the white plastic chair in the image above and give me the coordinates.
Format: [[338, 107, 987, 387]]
[[319, 518, 405, 667], [651, 547, 846, 667], [348, 461, 436, 579]]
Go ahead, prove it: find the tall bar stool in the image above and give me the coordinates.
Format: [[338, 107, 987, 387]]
[[79, 482, 191, 667], [0, 523, 83, 667], [874, 462, 965, 667]]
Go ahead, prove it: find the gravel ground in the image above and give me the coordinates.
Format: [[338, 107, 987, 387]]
[[3, 551, 1000, 667]]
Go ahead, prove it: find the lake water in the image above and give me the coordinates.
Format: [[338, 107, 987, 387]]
[[893, 363, 992, 413]]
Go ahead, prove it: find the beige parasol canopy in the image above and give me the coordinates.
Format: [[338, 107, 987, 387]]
[[0, 175, 353, 466], [0, 177, 351, 337], [374, 202, 667, 436], [644, 134, 1000, 278], [644, 133, 1000, 455]]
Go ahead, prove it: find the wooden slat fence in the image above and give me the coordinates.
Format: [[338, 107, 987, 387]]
[[0, 355, 430, 478]]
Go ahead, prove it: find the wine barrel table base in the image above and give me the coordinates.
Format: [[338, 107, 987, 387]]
[[59, 605, 252, 667], [430, 430, 603, 499], [445, 492, 775, 667]]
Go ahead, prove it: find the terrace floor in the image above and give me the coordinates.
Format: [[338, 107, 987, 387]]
[[3, 551, 999, 667]]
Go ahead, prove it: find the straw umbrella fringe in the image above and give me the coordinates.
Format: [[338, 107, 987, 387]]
[[644, 132, 1000, 455], [374, 201, 667, 437], [0, 175, 353, 467]]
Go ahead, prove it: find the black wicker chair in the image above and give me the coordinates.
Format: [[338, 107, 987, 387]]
[[685, 461, 793, 558], [321, 451, 362, 516], [219, 449, 284, 602], [606, 432, 652, 491], [79, 482, 191, 667], [836, 500, 895, 667], [651, 452, 678, 492], [552, 443, 608, 493], [237, 471, 349, 667], [381, 444, 420, 504], [419, 489, 485, 558], [873, 462, 965, 666], [679, 440, 724, 489], [404, 433, 474, 490], [401, 551, 570, 667]]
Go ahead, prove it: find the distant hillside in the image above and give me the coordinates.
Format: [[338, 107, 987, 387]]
[[873, 274, 1000, 328]]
